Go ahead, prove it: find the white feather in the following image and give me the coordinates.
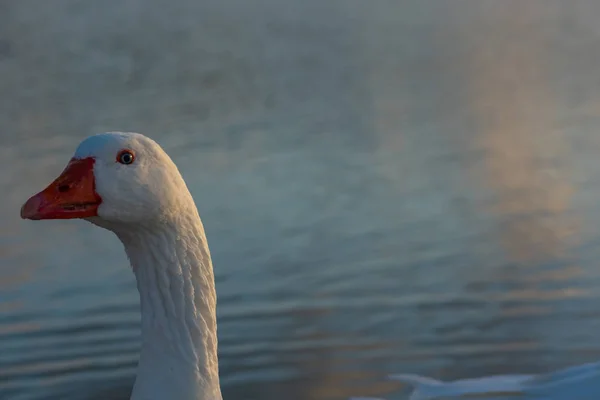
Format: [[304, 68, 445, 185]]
[[367, 360, 600, 399]]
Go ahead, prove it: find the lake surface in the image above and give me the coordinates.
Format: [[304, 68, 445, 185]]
[[3, 1, 600, 399]]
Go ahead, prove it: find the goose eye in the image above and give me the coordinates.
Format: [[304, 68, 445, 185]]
[[117, 150, 135, 165]]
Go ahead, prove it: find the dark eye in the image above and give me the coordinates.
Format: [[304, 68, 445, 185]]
[[117, 150, 135, 165]]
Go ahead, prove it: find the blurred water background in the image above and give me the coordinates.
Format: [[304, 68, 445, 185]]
[[3, 1, 600, 399]]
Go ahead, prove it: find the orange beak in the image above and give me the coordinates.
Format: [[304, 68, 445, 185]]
[[20, 157, 102, 220]]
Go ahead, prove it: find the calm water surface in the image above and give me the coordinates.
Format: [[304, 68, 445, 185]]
[[3, 1, 600, 399]]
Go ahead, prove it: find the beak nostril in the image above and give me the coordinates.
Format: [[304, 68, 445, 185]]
[[57, 184, 70, 193]]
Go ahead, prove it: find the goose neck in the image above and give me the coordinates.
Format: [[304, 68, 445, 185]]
[[120, 216, 222, 400]]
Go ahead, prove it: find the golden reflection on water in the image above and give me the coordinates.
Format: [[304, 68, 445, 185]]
[[466, 4, 579, 266]]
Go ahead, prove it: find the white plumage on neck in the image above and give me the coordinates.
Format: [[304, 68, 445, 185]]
[[120, 212, 222, 400]]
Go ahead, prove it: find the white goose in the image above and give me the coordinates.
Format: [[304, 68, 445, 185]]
[[21, 132, 223, 400], [355, 359, 600, 400]]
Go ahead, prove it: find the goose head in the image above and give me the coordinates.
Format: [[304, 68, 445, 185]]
[[20, 132, 193, 229]]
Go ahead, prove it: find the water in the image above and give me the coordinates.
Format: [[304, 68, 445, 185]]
[[2, 1, 600, 399]]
